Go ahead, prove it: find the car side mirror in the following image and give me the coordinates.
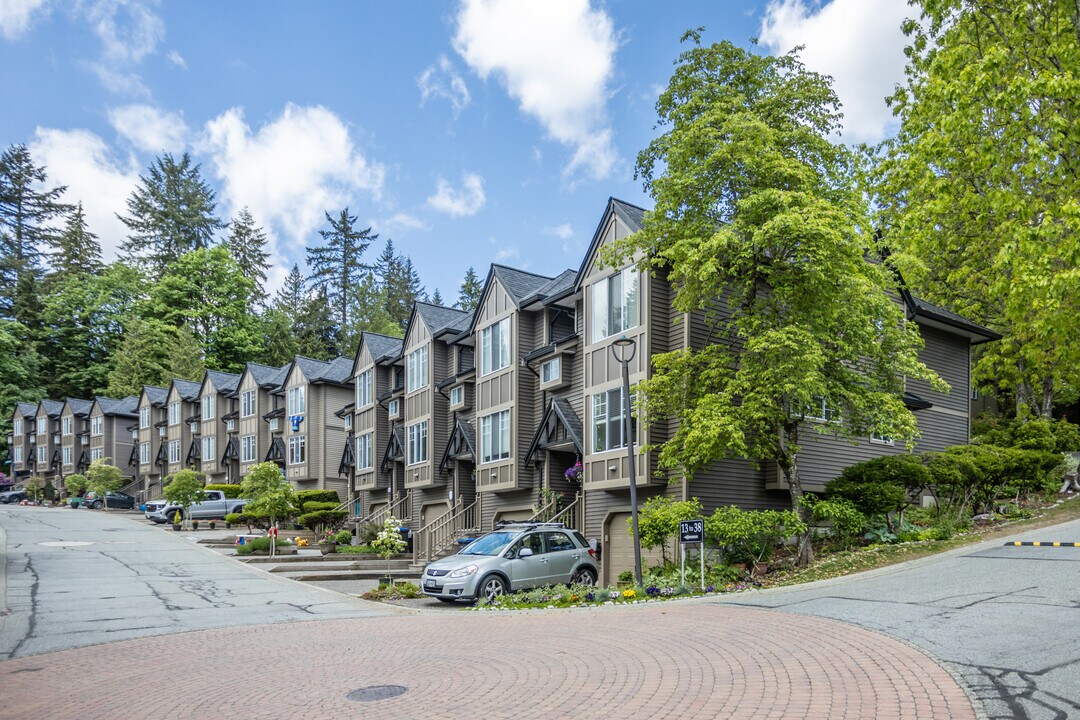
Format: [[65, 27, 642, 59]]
[[517, 548, 533, 558]]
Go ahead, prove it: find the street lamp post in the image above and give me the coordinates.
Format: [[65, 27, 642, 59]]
[[611, 335, 642, 586]]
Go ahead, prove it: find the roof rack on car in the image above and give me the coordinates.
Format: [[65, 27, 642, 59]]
[[493, 520, 566, 529]]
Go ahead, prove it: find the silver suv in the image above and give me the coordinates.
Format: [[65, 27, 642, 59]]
[[421, 523, 599, 604]]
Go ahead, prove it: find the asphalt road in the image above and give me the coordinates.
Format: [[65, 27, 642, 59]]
[[0, 504, 394, 658], [715, 516, 1080, 720]]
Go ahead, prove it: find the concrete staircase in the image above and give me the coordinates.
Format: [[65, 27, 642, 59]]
[[244, 553, 418, 583]]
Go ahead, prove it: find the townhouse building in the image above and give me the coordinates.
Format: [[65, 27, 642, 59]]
[[232, 362, 291, 480], [58, 398, 93, 478], [135, 386, 169, 499], [348, 334, 405, 520], [32, 400, 64, 482], [196, 370, 241, 484], [7, 401, 39, 481], [163, 380, 201, 477], [86, 396, 138, 485], [275, 356, 353, 498]]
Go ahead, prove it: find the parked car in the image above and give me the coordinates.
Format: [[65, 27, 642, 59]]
[[82, 491, 136, 510], [420, 522, 598, 604], [0, 488, 27, 504], [145, 490, 246, 524]]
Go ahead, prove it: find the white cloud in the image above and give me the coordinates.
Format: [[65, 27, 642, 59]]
[[453, 0, 619, 180], [79, 0, 164, 95], [28, 127, 140, 259], [108, 104, 187, 154], [544, 223, 573, 239], [758, 0, 912, 144], [493, 245, 519, 263], [426, 172, 485, 217], [0, 0, 49, 39], [418, 55, 470, 115], [374, 212, 431, 235], [166, 49, 185, 68], [200, 103, 387, 256]]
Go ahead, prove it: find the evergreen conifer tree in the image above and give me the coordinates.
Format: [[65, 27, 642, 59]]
[[48, 202, 103, 283], [457, 266, 483, 312], [224, 207, 271, 308]]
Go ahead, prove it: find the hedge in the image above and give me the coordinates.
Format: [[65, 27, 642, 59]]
[[825, 455, 929, 519], [295, 489, 340, 513], [299, 500, 339, 514], [297, 509, 348, 537], [205, 483, 244, 499]]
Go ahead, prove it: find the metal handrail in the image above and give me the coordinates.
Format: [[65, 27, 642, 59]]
[[523, 497, 559, 525], [415, 500, 478, 563], [547, 492, 582, 530]]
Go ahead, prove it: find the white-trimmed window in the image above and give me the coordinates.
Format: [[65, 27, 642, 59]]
[[139, 442, 150, 465], [201, 394, 215, 420], [450, 385, 464, 406], [13, 418, 21, 435], [202, 435, 216, 462], [287, 386, 306, 416], [268, 417, 279, 431], [805, 396, 837, 423], [91, 416, 103, 436], [63, 447, 72, 466], [357, 433, 373, 470], [241, 435, 256, 463], [406, 347, 428, 393], [541, 357, 561, 384], [479, 318, 511, 376], [241, 390, 256, 418], [590, 267, 639, 343], [168, 440, 181, 464], [37, 417, 46, 434], [356, 369, 373, 407], [387, 399, 399, 417], [344, 414, 352, 431], [13, 447, 22, 464], [870, 431, 894, 446], [169, 402, 181, 426], [62, 416, 72, 436], [591, 387, 633, 453], [91, 447, 103, 461], [38, 445, 47, 463], [288, 435, 306, 465], [139, 407, 151, 429], [407, 421, 428, 465], [480, 410, 511, 464]]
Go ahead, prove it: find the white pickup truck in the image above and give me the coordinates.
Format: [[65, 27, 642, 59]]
[[145, 490, 246, 524]]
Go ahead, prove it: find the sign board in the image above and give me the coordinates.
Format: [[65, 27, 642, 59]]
[[679, 519, 704, 544]]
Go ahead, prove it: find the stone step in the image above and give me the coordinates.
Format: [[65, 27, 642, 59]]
[[242, 552, 411, 564], [268, 560, 412, 574], [282, 569, 422, 582]]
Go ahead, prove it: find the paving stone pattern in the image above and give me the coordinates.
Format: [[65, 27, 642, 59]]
[[0, 604, 974, 720]]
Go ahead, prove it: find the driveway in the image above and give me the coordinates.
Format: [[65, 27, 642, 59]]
[[716, 517, 1080, 720], [0, 504, 394, 659]]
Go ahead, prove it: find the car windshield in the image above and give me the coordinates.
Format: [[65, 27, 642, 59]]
[[459, 532, 516, 556]]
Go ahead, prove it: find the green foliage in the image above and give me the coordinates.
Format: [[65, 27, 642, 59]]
[[362, 582, 423, 600], [24, 476, 45, 502], [235, 537, 292, 555], [925, 444, 1063, 516], [204, 483, 243, 499], [64, 473, 88, 497], [85, 458, 123, 500], [295, 489, 340, 508], [826, 455, 926, 520], [633, 496, 703, 564], [331, 529, 353, 545], [334, 544, 378, 554], [163, 468, 206, 521], [299, 500, 339, 514], [105, 317, 180, 397], [298, 510, 348, 537], [643, 561, 742, 588], [457, 266, 483, 312], [705, 505, 807, 563], [372, 515, 407, 560], [802, 495, 867, 549], [239, 462, 297, 525], [306, 208, 376, 355], [871, 1, 1080, 417], [973, 417, 1080, 454], [224, 207, 270, 309], [531, 487, 563, 522]]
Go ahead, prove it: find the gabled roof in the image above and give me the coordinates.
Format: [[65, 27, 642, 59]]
[[205, 370, 241, 394], [440, 417, 476, 471], [39, 399, 64, 417], [171, 379, 202, 401], [365, 333, 405, 363], [96, 396, 139, 417], [491, 264, 554, 305], [528, 269, 578, 305], [524, 397, 584, 464], [289, 355, 354, 386], [904, 295, 1001, 343], [64, 398, 93, 417], [16, 401, 38, 417], [410, 301, 472, 340], [142, 385, 168, 407], [574, 196, 648, 292]]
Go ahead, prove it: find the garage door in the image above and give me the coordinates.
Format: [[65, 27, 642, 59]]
[[493, 508, 533, 526], [603, 512, 668, 586], [420, 502, 452, 528], [367, 502, 387, 521]]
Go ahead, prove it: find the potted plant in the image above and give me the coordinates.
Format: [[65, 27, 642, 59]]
[[172, 510, 182, 531], [372, 514, 406, 587], [564, 460, 583, 484], [318, 533, 337, 555], [192, 519, 200, 530]]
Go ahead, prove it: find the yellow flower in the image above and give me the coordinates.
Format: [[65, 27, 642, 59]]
[[622, 589, 636, 599], [569, 594, 580, 602]]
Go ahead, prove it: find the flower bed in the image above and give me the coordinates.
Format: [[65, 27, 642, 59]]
[[470, 581, 757, 611]]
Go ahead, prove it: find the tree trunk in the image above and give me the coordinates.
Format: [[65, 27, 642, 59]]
[[1040, 376, 1054, 420], [778, 424, 814, 567]]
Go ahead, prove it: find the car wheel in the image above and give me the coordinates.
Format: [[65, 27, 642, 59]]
[[571, 567, 597, 586], [477, 575, 507, 603], [92, 501, 103, 509]]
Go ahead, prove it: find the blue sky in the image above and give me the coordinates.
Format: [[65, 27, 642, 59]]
[[1, 0, 914, 299]]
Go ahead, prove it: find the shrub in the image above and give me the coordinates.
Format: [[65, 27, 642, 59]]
[[235, 537, 292, 555], [926, 444, 1063, 516], [334, 544, 378, 554], [205, 484, 243, 499], [705, 505, 807, 563], [331, 529, 353, 545], [634, 496, 704, 564], [973, 417, 1080, 453], [827, 455, 929, 521], [801, 495, 867, 549], [300, 501, 340, 514], [298, 509, 347, 537], [295, 489, 340, 511], [362, 582, 423, 600]]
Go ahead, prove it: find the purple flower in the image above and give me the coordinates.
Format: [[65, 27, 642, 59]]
[[584, 592, 595, 601], [645, 586, 661, 596], [705, 585, 716, 593]]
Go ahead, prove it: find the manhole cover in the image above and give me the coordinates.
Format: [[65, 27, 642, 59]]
[[39, 541, 95, 547], [346, 685, 407, 702]]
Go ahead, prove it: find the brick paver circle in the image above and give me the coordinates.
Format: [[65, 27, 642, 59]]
[[0, 604, 975, 720]]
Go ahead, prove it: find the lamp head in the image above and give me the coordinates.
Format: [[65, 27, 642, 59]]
[[612, 335, 635, 349]]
